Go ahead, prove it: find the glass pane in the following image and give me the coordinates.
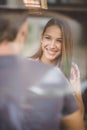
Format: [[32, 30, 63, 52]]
[[0, 6, 87, 129]]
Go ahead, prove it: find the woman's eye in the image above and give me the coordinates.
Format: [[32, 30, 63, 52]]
[[56, 39, 62, 43], [45, 36, 50, 40]]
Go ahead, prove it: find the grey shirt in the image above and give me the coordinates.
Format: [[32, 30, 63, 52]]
[[0, 55, 78, 130]]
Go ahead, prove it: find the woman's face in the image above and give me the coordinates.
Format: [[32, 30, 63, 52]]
[[41, 25, 62, 64]]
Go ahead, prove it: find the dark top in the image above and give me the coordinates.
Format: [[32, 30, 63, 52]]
[[0, 55, 78, 130]]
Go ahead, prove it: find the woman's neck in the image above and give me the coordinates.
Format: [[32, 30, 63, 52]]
[[40, 55, 58, 66]]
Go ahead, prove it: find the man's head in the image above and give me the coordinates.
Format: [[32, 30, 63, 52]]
[[0, 11, 28, 54]]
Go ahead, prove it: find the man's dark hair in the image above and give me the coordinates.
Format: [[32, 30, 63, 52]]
[[0, 11, 28, 43]]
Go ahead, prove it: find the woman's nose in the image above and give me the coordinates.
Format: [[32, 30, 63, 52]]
[[50, 40, 56, 48]]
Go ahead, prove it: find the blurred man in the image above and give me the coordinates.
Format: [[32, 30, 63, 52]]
[[0, 10, 85, 130]]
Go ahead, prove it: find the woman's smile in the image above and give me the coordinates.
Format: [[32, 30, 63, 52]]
[[45, 47, 58, 56]]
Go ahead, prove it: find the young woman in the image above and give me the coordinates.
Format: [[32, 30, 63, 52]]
[[32, 17, 84, 118]]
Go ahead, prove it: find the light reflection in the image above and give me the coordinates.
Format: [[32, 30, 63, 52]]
[[23, 0, 48, 9]]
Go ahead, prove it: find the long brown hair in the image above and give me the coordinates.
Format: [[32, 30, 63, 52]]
[[32, 17, 73, 79]]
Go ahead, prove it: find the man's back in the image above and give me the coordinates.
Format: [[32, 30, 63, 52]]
[[0, 55, 77, 130]]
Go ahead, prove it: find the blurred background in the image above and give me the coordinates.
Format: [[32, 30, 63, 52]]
[[0, 0, 87, 120]]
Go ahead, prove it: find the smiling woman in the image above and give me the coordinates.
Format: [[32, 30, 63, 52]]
[[32, 18, 73, 78], [31, 17, 84, 118], [41, 25, 62, 66]]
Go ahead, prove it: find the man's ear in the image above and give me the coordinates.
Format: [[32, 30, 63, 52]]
[[16, 20, 28, 43], [20, 20, 28, 42]]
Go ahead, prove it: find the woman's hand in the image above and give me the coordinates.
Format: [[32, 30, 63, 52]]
[[70, 63, 84, 118], [70, 63, 81, 93]]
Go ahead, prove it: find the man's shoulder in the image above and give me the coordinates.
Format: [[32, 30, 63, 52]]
[[21, 57, 52, 72], [20, 57, 72, 92]]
